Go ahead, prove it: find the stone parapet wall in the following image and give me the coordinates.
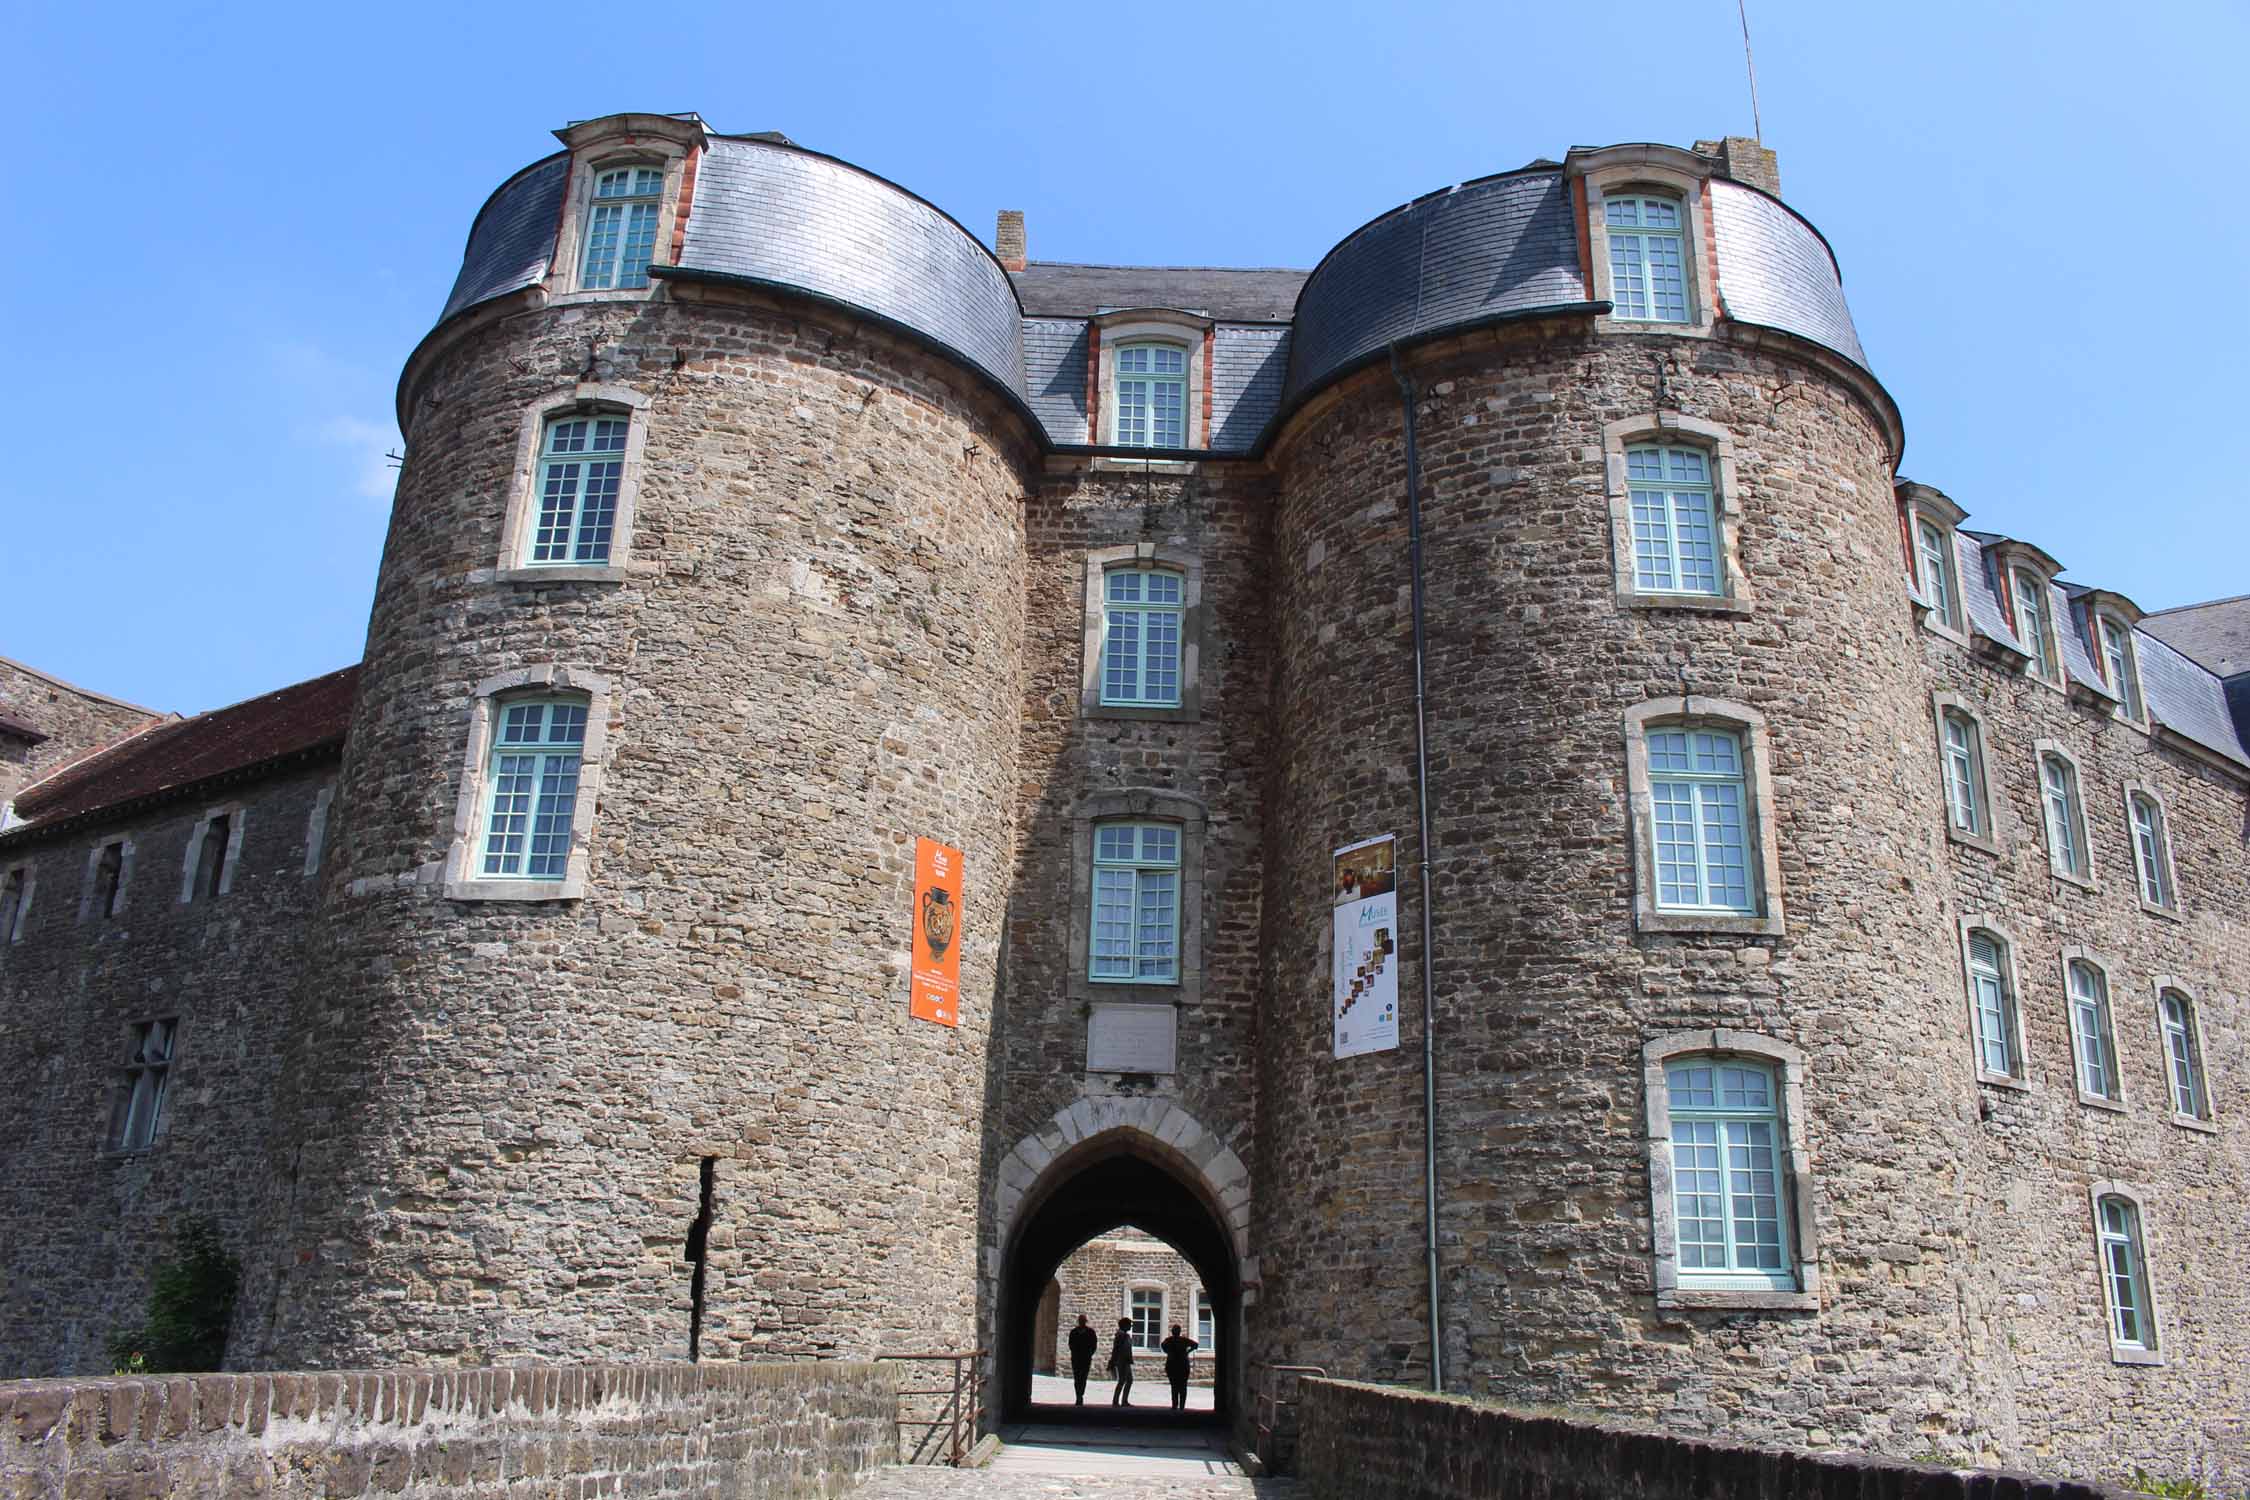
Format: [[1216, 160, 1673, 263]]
[[0, 1360, 896, 1498], [1295, 1379, 2134, 1500]]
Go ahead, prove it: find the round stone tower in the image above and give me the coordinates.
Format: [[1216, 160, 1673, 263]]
[[245, 113, 1040, 1367], [1252, 146, 1979, 1451]]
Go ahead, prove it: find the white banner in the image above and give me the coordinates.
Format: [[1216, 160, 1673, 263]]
[[1331, 834, 1400, 1059]]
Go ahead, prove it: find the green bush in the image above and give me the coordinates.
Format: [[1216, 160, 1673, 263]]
[[2126, 1469, 2243, 1500], [106, 1217, 240, 1374]]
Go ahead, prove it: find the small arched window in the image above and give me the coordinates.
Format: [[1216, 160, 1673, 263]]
[[1090, 821, 1180, 983], [2127, 789, 2175, 913], [1101, 568, 1185, 708], [2037, 748, 2092, 884], [579, 165, 665, 291], [2066, 956, 2121, 1106], [1624, 444, 1718, 596], [1938, 706, 1990, 842], [532, 411, 630, 565], [1964, 927, 2023, 1082], [479, 698, 590, 881], [1113, 343, 1188, 448], [2092, 1190, 2159, 1361], [1603, 194, 1689, 322], [2158, 988, 2209, 1123]]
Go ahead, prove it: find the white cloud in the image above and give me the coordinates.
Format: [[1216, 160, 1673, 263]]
[[317, 416, 401, 503]]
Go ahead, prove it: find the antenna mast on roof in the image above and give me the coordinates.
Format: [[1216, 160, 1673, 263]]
[[1736, 0, 1764, 142]]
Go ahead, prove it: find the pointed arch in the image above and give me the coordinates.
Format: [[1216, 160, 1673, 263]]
[[993, 1097, 1251, 1266]]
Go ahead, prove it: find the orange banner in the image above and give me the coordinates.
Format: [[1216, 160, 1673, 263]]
[[910, 837, 963, 1027]]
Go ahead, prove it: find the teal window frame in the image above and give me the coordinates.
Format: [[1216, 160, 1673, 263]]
[[1089, 821, 1180, 983], [1966, 931, 2021, 1079], [1625, 445, 1720, 595], [2159, 991, 2206, 1120], [2068, 959, 2120, 1103], [579, 165, 665, 291], [478, 699, 589, 880], [1647, 727, 1755, 915], [2040, 752, 2088, 879], [1100, 568, 1185, 708], [1665, 1057, 1794, 1289], [1604, 193, 1690, 323], [1113, 342, 1188, 449], [2129, 792, 2173, 910], [1940, 710, 1988, 839], [531, 412, 630, 565]]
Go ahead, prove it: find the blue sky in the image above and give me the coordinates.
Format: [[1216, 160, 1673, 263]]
[[6, 0, 2244, 713]]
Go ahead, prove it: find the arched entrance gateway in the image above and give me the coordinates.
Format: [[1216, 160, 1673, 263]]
[[990, 1106, 1250, 1422]]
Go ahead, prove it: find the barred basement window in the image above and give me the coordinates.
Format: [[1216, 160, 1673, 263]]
[[1090, 822, 1180, 984], [579, 165, 665, 291], [114, 1018, 176, 1151], [2158, 987, 2210, 1125], [480, 700, 588, 880], [2090, 1187, 2162, 1364], [1101, 569, 1185, 709], [531, 413, 628, 565], [1603, 194, 1689, 322], [2066, 955, 2122, 1107], [1625, 445, 1719, 596], [1112, 344, 1188, 449], [1962, 925, 2025, 1084]]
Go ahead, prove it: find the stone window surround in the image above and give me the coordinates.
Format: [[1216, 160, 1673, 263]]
[[106, 1015, 180, 1157], [78, 835, 134, 923], [2059, 946, 2127, 1113], [1930, 691, 2001, 858], [493, 383, 653, 585], [1080, 544, 1204, 723], [1641, 1028, 1820, 1312], [2033, 739, 2099, 891], [1988, 541, 2067, 690], [1898, 483, 1969, 646], [304, 781, 336, 877], [2086, 1181, 2164, 1367], [1091, 309, 1212, 467], [442, 664, 614, 903], [0, 858, 33, 944], [2148, 976, 2217, 1134], [1601, 413, 1752, 615], [177, 801, 247, 904], [1568, 146, 1718, 335], [1123, 1280, 1168, 1350], [1957, 915, 2032, 1092], [2082, 593, 2149, 729], [1622, 697, 1786, 937], [547, 114, 705, 305], [1066, 788, 1207, 1020], [2120, 780, 2181, 921]]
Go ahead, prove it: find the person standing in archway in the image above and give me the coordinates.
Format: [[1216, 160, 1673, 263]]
[[1160, 1324, 1200, 1411], [1108, 1317, 1135, 1406], [1068, 1315, 1098, 1406]]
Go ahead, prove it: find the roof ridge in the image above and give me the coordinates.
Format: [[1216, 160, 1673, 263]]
[[175, 662, 360, 721], [1019, 260, 1311, 274], [2144, 592, 2250, 617]]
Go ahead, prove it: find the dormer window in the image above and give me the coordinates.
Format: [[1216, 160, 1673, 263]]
[[579, 166, 665, 291], [2097, 613, 2145, 722], [1603, 195, 1689, 323], [2010, 567, 2061, 682], [1113, 343, 1188, 449]]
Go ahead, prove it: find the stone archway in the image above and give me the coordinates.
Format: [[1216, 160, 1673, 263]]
[[988, 1101, 1252, 1419]]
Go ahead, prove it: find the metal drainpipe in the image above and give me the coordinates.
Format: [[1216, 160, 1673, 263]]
[[1388, 341, 1445, 1393]]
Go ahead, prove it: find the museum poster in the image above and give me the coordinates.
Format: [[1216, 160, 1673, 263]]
[[1332, 833, 1400, 1059], [910, 836, 963, 1027]]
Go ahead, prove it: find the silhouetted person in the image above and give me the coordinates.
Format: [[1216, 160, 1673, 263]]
[[1160, 1324, 1200, 1411], [1067, 1315, 1098, 1405], [1108, 1317, 1135, 1405]]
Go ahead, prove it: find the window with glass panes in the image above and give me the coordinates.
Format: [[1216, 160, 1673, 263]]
[[117, 1018, 176, 1151], [2160, 992, 2206, 1120], [2100, 616, 2145, 721], [2013, 570, 2059, 679], [2129, 793, 2173, 909], [2069, 960, 2119, 1101], [1647, 728, 1753, 913], [1666, 1058, 1791, 1286], [1604, 195, 1688, 322], [1940, 710, 1987, 838], [1625, 445, 1719, 595], [579, 166, 664, 290], [1128, 1288, 1165, 1350], [2040, 754, 2087, 878], [480, 700, 588, 880], [1966, 932, 2020, 1078], [1196, 1291, 1213, 1348], [1101, 569, 1184, 707], [2097, 1196, 2154, 1350], [530, 413, 628, 564], [1114, 344, 1187, 448], [1090, 822, 1180, 981], [1916, 517, 1959, 628], [0, 868, 23, 942]]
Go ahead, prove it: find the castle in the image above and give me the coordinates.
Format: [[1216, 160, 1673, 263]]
[[2, 112, 2245, 1484]]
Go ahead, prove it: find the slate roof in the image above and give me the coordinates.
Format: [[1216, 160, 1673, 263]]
[[1009, 263, 1310, 322], [2, 665, 359, 838], [2143, 595, 2250, 680]]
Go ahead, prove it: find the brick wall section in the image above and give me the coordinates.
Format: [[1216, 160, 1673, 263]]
[[0, 658, 162, 805], [241, 289, 1038, 1371], [0, 762, 335, 1376], [1294, 1379, 2133, 1500], [1047, 1230, 1214, 1382], [0, 1360, 896, 1498]]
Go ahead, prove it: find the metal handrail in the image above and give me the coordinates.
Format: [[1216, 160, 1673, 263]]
[[1250, 1362, 1327, 1470], [876, 1349, 987, 1468]]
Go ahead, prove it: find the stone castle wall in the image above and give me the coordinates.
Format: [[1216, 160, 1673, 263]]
[[0, 761, 334, 1377], [240, 288, 1040, 1372], [1045, 1229, 1214, 1382], [0, 658, 161, 804]]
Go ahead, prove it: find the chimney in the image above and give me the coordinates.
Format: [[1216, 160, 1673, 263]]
[[995, 210, 1026, 272], [1693, 136, 1780, 197]]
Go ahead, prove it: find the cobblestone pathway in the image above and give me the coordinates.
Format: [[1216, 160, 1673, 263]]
[[848, 1419, 1299, 1499]]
